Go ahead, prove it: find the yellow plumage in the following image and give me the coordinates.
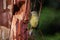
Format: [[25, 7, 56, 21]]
[[30, 11, 39, 28]]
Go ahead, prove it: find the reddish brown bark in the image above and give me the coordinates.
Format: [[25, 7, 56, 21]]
[[10, 0, 30, 40]]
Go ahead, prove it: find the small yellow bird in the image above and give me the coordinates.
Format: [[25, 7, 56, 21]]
[[30, 11, 39, 28], [29, 11, 39, 35]]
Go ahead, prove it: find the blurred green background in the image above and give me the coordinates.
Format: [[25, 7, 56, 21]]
[[30, 0, 60, 40]]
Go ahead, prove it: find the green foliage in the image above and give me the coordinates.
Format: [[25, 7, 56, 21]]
[[28, 7, 60, 40], [39, 7, 56, 29], [45, 33, 60, 40]]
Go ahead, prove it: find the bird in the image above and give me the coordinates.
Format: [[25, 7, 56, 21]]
[[30, 11, 39, 28], [29, 11, 39, 35]]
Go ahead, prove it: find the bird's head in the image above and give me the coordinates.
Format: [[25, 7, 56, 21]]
[[31, 11, 38, 16]]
